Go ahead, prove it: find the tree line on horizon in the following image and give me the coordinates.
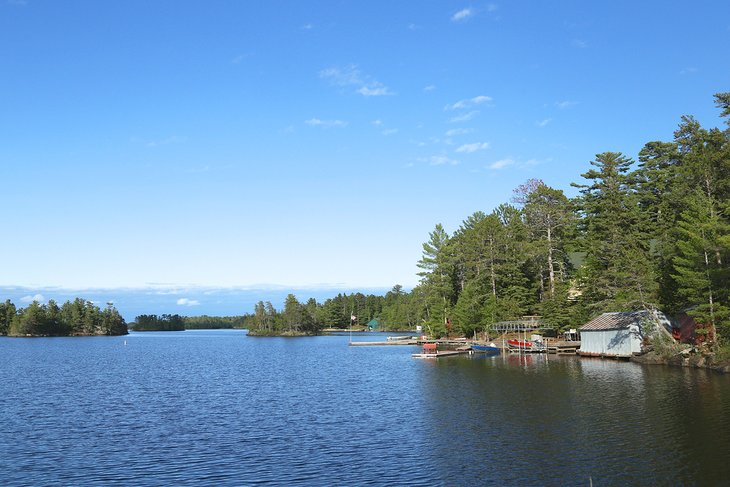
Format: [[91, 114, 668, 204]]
[[242, 292, 388, 335], [127, 314, 246, 331], [0, 298, 127, 336], [0, 300, 256, 335], [244, 93, 730, 345]]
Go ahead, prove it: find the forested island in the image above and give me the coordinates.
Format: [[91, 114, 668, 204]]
[[183, 315, 247, 329], [0, 298, 127, 336], [1, 94, 728, 359], [130, 314, 185, 331], [242, 93, 730, 359], [0, 302, 252, 336], [128, 314, 247, 331]]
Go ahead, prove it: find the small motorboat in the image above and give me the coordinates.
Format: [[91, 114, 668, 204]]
[[471, 343, 501, 354], [507, 338, 547, 353]]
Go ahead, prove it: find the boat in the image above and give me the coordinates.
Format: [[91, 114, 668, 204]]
[[507, 338, 547, 353], [470, 343, 501, 354], [412, 342, 471, 359]]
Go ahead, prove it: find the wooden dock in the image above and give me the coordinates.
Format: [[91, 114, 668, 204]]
[[412, 348, 471, 359], [349, 338, 469, 347], [349, 340, 419, 346], [546, 340, 581, 355], [349, 337, 581, 356]]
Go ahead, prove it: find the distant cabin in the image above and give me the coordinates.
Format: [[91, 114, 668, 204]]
[[578, 310, 672, 358]]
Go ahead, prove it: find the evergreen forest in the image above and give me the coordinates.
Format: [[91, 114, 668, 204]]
[[243, 94, 730, 347], [0, 298, 127, 336], [131, 314, 186, 331]]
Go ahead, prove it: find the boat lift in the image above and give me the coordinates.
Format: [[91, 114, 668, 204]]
[[484, 317, 554, 354]]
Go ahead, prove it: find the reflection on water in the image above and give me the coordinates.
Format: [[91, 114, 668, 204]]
[[0, 331, 728, 486], [420, 352, 730, 486]]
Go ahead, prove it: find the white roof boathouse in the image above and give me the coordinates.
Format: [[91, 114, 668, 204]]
[[578, 310, 672, 358]]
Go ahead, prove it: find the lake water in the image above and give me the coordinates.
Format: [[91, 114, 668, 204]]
[[1, 330, 729, 486]]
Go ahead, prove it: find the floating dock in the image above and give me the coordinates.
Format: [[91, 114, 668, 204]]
[[349, 339, 419, 346], [546, 340, 581, 355], [348, 337, 581, 356], [412, 348, 471, 359]]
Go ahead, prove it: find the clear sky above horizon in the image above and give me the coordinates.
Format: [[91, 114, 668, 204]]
[[2, 0, 729, 293]]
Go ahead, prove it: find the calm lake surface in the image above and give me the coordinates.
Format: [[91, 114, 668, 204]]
[[1, 330, 729, 486]]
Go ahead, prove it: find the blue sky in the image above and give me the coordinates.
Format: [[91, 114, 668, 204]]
[[1, 1, 729, 316]]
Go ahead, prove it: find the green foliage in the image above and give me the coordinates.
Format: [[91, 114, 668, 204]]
[[652, 329, 685, 360], [0, 299, 17, 335], [241, 94, 730, 345], [182, 315, 246, 329], [132, 314, 184, 331], [572, 152, 658, 312], [3, 298, 126, 336]]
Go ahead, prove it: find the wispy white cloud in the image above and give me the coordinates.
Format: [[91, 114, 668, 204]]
[[445, 95, 492, 110], [382, 128, 399, 136], [456, 142, 490, 153], [451, 8, 474, 22], [421, 155, 460, 166], [423, 85, 436, 92], [357, 84, 394, 96], [524, 158, 543, 167], [489, 158, 515, 169], [571, 39, 588, 48], [555, 100, 578, 109], [445, 128, 474, 137], [320, 64, 394, 96], [320, 65, 363, 86], [680, 67, 698, 75], [486, 3, 498, 12], [177, 298, 200, 306], [7, 0, 28, 6], [21, 294, 44, 303], [302, 23, 314, 30], [449, 111, 479, 123], [371, 119, 383, 126], [488, 156, 550, 170], [536, 118, 552, 127], [305, 118, 348, 128]]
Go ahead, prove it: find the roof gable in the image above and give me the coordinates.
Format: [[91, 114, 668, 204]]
[[580, 311, 661, 331]]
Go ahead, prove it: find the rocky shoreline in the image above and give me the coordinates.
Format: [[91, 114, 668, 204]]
[[631, 347, 730, 374]]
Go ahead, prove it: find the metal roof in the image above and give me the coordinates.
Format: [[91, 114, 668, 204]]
[[580, 311, 657, 331], [488, 318, 556, 332]]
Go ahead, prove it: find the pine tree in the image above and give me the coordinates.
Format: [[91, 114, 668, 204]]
[[672, 191, 730, 342], [572, 152, 657, 312], [417, 224, 456, 336]]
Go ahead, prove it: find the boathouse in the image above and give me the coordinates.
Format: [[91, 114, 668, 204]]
[[578, 310, 672, 358]]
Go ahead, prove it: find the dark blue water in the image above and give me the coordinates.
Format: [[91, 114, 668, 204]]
[[1, 330, 729, 486]]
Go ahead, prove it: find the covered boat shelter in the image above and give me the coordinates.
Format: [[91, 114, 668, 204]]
[[488, 317, 555, 333], [578, 310, 671, 358]]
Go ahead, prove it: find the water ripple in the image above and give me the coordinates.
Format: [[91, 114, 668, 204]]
[[1, 332, 729, 486]]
